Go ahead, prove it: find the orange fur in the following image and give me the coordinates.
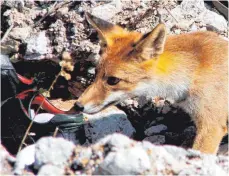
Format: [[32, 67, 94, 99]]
[[77, 14, 228, 154]]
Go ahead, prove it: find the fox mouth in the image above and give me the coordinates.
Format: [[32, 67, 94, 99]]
[[104, 100, 119, 109], [84, 100, 119, 115]]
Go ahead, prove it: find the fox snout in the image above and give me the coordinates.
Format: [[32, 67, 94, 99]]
[[74, 81, 129, 114], [74, 82, 113, 114]]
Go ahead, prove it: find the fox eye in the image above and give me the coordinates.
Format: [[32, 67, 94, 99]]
[[107, 77, 121, 85]]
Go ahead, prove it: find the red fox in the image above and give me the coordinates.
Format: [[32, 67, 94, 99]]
[[74, 13, 228, 154]]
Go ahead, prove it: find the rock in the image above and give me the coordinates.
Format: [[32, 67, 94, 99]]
[[2, 134, 227, 175], [38, 164, 64, 176], [9, 27, 32, 42], [200, 10, 227, 31], [96, 146, 151, 175], [144, 124, 168, 136], [1, 40, 20, 55], [143, 135, 166, 144], [170, 0, 227, 32], [25, 31, 52, 59], [87, 67, 96, 75], [34, 137, 75, 169], [84, 106, 135, 144], [68, 133, 228, 175], [97, 133, 133, 149], [91, 0, 122, 20], [14, 144, 35, 175], [2, 0, 24, 11], [156, 116, 164, 121], [174, 29, 181, 34], [180, 0, 206, 16], [0, 145, 14, 175], [190, 23, 198, 31], [218, 144, 228, 156]]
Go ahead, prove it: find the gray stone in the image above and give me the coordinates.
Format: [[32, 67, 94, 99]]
[[25, 31, 52, 59], [218, 144, 228, 156], [38, 164, 64, 176], [143, 135, 165, 144], [1, 40, 20, 55], [91, 0, 122, 20], [156, 116, 164, 121], [84, 106, 135, 144], [144, 124, 168, 136], [34, 137, 75, 169], [3, 0, 24, 10], [10, 27, 32, 42]]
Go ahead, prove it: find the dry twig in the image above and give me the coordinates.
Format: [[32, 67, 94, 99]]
[[18, 69, 63, 152], [53, 127, 59, 137], [33, 1, 71, 27], [0, 24, 14, 43], [18, 52, 74, 153], [164, 6, 178, 23]]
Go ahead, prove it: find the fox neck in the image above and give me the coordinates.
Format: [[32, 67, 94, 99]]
[[134, 52, 194, 102]]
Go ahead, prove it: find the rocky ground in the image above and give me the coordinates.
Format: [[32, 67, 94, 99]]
[[1, 0, 228, 175], [1, 134, 229, 175]]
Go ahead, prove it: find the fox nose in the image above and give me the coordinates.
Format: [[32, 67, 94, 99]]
[[74, 101, 84, 112]]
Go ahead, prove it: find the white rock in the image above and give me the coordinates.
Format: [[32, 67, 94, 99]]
[[97, 133, 133, 149], [25, 31, 51, 58], [180, 0, 206, 16], [14, 145, 35, 175], [9, 27, 32, 41], [34, 137, 75, 169], [200, 10, 227, 31], [38, 164, 64, 176], [190, 23, 198, 31], [84, 106, 135, 144], [96, 146, 151, 175], [91, 0, 122, 20], [174, 29, 181, 34], [144, 124, 167, 136], [0, 145, 15, 175], [170, 0, 227, 32]]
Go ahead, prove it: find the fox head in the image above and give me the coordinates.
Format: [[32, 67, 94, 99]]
[[75, 13, 169, 114]]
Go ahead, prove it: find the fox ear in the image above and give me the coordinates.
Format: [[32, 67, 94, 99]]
[[134, 23, 166, 60], [85, 12, 126, 46]]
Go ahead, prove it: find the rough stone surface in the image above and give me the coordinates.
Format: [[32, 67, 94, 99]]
[[144, 124, 168, 136], [0, 145, 14, 175], [38, 164, 64, 176], [9, 27, 32, 42], [170, 0, 227, 32], [25, 31, 52, 59], [34, 137, 75, 169], [84, 106, 135, 144], [68, 134, 228, 175], [143, 135, 166, 144], [3, 134, 228, 175], [91, 0, 122, 20], [96, 145, 151, 175]]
